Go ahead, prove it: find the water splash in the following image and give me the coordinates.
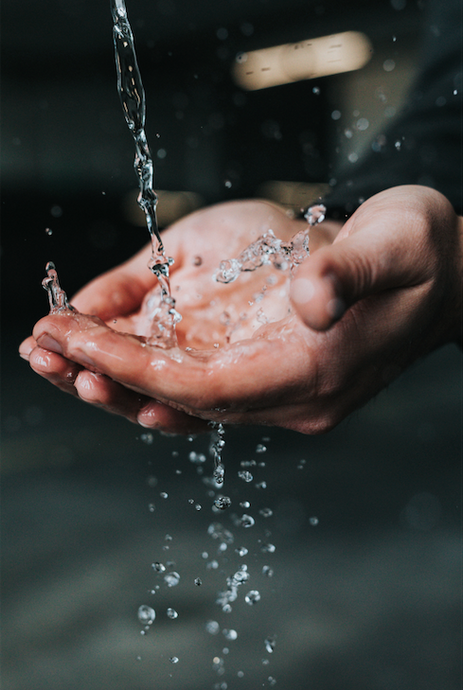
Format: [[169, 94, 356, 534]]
[[210, 422, 226, 486], [111, 0, 180, 348], [214, 204, 326, 284], [42, 262, 75, 314]]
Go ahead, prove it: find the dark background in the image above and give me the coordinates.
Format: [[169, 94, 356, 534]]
[[1, 1, 460, 689]]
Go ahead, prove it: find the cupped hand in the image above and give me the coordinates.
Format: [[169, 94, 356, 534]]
[[19, 189, 462, 434]]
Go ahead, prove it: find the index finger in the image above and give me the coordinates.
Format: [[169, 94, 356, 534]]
[[32, 312, 313, 416]]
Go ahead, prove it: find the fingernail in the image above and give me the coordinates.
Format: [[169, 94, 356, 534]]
[[36, 334, 63, 355], [19, 344, 33, 362]]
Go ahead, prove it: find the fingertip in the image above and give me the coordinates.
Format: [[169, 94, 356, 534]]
[[291, 273, 345, 331], [138, 400, 208, 435], [19, 337, 35, 362]]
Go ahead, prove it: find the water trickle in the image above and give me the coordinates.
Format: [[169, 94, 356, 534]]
[[110, 0, 180, 348], [42, 262, 75, 314]]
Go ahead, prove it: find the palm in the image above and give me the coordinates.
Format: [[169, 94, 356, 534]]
[[78, 200, 311, 349]]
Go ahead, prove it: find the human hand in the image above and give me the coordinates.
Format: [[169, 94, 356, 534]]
[[19, 200, 337, 432], [19, 188, 462, 434]]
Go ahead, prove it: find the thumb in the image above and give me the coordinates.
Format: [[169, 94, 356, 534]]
[[290, 218, 424, 331]]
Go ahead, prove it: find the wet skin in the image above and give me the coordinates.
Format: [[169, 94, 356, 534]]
[[20, 187, 463, 434]]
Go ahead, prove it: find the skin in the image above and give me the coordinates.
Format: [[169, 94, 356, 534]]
[[19, 185, 462, 435]]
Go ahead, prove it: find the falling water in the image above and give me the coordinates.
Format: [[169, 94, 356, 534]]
[[111, 0, 181, 348]]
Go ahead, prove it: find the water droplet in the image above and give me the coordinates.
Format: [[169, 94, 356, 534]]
[[240, 514, 255, 528], [169, 656, 179, 664], [195, 577, 203, 586], [383, 58, 396, 72], [164, 571, 180, 587], [214, 496, 232, 510], [255, 481, 267, 489], [255, 444, 267, 453], [189, 451, 206, 464], [238, 471, 253, 483], [160, 491, 168, 499], [264, 636, 276, 653], [224, 179, 232, 188], [245, 590, 261, 605], [165, 534, 173, 541], [167, 608, 178, 619], [141, 432, 154, 444], [240, 501, 251, 509], [138, 605, 156, 625], [206, 620, 220, 635], [331, 109, 341, 120], [195, 504, 202, 511], [235, 546, 248, 557], [45, 227, 53, 236], [312, 86, 320, 95], [304, 204, 326, 226], [148, 503, 156, 512], [213, 463, 225, 485], [309, 517, 319, 526], [261, 542, 276, 553], [208, 522, 234, 544], [262, 565, 274, 578], [259, 508, 273, 518], [268, 676, 277, 686], [222, 628, 238, 640], [152, 562, 166, 572]]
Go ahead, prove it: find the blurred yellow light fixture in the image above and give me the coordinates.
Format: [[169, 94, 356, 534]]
[[232, 31, 372, 90]]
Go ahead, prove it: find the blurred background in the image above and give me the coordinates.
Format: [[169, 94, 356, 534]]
[[1, 1, 460, 689]]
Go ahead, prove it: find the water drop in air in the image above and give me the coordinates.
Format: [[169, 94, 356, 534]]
[[138, 605, 156, 625], [214, 496, 232, 510], [167, 608, 178, 619], [264, 636, 276, 654], [240, 514, 255, 528], [238, 471, 253, 483], [164, 571, 181, 587], [245, 590, 261, 605]]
